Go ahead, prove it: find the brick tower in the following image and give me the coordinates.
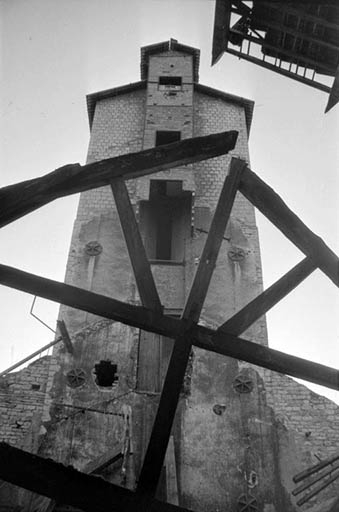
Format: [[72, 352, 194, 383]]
[[3, 40, 339, 512]]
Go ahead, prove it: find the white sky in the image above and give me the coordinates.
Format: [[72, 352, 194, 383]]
[[0, 0, 338, 402]]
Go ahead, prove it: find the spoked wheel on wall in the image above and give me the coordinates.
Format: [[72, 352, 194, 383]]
[[237, 493, 258, 512], [66, 368, 86, 388]]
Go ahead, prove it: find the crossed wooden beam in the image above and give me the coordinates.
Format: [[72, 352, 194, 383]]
[[0, 131, 338, 511]]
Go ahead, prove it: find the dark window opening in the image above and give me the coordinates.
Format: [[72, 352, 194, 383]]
[[155, 130, 181, 147], [140, 180, 192, 262], [158, 76, 182, 90], [94, 360, 118, 387], [31, 384, 40, 391]]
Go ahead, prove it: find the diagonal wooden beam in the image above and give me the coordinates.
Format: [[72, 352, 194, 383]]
[[219, 257, 317, 336], [0, 442, 193, 512], [183, 158, 247, 322], [0, 263, 338, 390], [0, 131, 238, 229], [110, 178, 162, 312], [239, 167, 339, 287], [137, 159, 247, 496], [0, 263, 178, 337], [136, 324, 194, 497]]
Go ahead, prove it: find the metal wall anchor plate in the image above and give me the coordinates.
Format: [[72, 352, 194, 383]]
[[228, 247, 246, 262], [85, 241, 103, 256], [237, 493, 258, 511]]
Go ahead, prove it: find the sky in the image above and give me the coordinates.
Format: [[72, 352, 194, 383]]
[[0, 0, 338, 402]]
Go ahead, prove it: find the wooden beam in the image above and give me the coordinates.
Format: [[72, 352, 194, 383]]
[[0, 263, 179, 338], [193, 325, 339, 391], [110, 178, 162, 312], [136, 326, 194, 496], [0, 264, 338, 390], [137, 159, 249, 496], [212, 0, 231, 65], [83, 447, 123, 475], [219, 257, 317, 336], [57, 320, 74, 354], [183, 158, 246, 322], [165, 437, 179, 506], [0, 442, 193, 512], [239, 167, 339, 287], [325, 64, 339, 113], [226, 48, 331, 94], [0, 131, 238, 229]]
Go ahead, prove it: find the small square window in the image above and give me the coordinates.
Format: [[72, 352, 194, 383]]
[[155, 131, 181, 147], [158, 76, 182, 90]]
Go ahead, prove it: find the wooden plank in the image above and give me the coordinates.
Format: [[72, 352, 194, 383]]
[[0, 263, 180, 338], [212, 0, 231, 65], [183, 158, 246, 322], [0, 131, 238, 229], [137, 159, 247, 496], [239, 167, 339, 287], [219, 257, 316, 336], [137, 331, 161, 392], [192, 325, 339, 391], [111, 178, 162, 312], [165, 437, 179, 506], [0, 442, 193, 512], [57, 320, 74, 354], [83, 447, 123, 475], [0, 264, 338, 390], [38, 446, 124, 512], [137, 326, 194, 496], [325, 64, 339, 113]]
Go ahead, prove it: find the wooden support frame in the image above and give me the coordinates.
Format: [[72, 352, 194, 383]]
[[0, 131, 238, 228], [239, 167, 339, 287], [0, 442, 193, 512], [0, 134, 338, 512], [0, 262, 338, 390], [56, 320, 74, 354], [137, 159, 247, 496], [219, 257, 317, 336]]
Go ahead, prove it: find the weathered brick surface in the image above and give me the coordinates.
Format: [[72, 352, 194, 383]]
[[0, 356, 51, 447]]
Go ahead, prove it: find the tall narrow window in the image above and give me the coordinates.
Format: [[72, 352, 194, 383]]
[[140, 179, 191, 263], [155, 130, 181, 147]]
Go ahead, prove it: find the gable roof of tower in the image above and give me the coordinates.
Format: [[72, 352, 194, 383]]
[[140, 39, 201, 82], [86, 81, 254, 135]]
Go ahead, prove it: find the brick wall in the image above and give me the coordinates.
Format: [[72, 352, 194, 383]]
[[0, 356, 51, 448]]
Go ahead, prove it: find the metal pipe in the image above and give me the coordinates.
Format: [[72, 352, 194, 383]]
[[297, 469, 339, 506], [0, 336, 62, 377], [293, 461, 339, 495], [293, 453, 339, 483]]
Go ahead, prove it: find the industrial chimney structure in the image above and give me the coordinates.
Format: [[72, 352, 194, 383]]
[[1, 40, 339, 512]]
